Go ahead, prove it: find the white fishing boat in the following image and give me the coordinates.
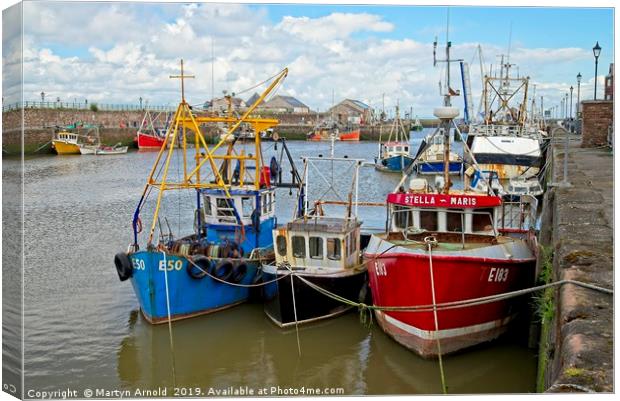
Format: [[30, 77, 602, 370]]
[[96, 143, 128, 155]]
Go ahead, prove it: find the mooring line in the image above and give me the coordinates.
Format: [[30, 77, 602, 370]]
[[184, 256, 292, 287], [289, 272, 303, 357], [425, 236, 448, 394], [161, 251, 177, 389]]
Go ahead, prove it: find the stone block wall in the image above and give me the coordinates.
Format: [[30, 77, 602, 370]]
[[580, 100, 613, 147]]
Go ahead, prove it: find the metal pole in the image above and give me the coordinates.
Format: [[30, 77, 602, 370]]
[[563, 121, 569, 184], [569, 86, 573, 120], [594, 58, 599, 100]]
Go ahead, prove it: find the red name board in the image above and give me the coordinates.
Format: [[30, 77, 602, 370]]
[[387, 192, 502, 209]]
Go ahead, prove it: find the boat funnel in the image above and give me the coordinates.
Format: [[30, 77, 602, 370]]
[[433, 107, 459, 120]]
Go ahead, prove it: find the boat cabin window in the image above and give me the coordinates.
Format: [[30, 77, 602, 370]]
[[204, 196, 212, 216], [447, 209, 464, 232], [309, 237, 323, 259], [216, 198, 235, 217], [292, 236, 306, 258], [242, 197, 253, 217], [393, 206, 412, 229], [327, 238, 341, 261], [472, 208, 495, 232], [276, 235, 287, 256], [420, 210, 437, 231]]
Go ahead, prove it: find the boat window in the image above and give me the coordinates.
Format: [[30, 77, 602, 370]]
[[472, 208, 495, 232], [404, 146, 409, 152], [204, 196, 212, 216], [292, 236, 306, 258], [216, 198, 235, 217], [262, 194, 268, 214], [393, 205, 412, 229], [447, 209, 464, 232], [309, 237, 323, 259], [327, 238, 341, 260], [241, 197, 253, 217], [276, 235, 287, 256], [420, 211, 437, 231]]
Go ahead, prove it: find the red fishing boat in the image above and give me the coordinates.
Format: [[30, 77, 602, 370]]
[[363, 38, 538, 358], [134, 109, 171, 150]]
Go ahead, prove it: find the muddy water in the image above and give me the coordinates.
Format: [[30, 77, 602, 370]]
[[4, 134, 537, 396]]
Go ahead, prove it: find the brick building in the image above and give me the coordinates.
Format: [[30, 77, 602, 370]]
[[604, 63, 614, 101], [258, 95, 310, 113], [580, 100, 613, 147], [328, 99, 372, 125]]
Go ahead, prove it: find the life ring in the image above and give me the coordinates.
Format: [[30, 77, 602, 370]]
[[230, 262, 248, 283], [210, 259, 234, 282], [114, 252, 133, 281], [187, 255, 210, 279]]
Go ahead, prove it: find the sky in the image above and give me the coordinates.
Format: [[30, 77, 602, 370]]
[[1, 0, 616, 117]]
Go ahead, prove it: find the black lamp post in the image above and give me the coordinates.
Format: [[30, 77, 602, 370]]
[[569, 86, 573, 120], [40, 91, 45, 102], [576, 73, 582, 118], [592, 42, 601, 100], [139, 96, 143, 109]]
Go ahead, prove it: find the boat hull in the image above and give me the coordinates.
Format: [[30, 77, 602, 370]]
[[339, 130, 360, 141], [79, 145, 97, 155], [262, 266, 368, 327], [128, 250, 261, 324], [52, 141, 81, 155], [137, 132, 165, 150], [417, 161, 462, 175], [375, 155, 415, 173], [364, 234, 535, 358]]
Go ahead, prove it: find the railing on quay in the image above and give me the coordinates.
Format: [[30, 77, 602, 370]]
[[2, 101, 176, 113]]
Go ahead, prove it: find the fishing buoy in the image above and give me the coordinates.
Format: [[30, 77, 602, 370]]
[[269, 156, 280, 180], [187, 255, 210, 279], [114, 252, 133, 281]]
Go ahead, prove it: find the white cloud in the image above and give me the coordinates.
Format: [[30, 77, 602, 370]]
[[276, 12, 393, 42], [10, 2, 610, 117]]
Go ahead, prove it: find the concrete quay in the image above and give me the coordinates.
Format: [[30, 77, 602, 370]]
[[539, 128, 613, 392]]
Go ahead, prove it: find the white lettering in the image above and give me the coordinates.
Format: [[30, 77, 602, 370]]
[[488, 267, 509, 282]]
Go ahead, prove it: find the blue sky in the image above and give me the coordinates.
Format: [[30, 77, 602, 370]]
[[2, 1, 615, 117]]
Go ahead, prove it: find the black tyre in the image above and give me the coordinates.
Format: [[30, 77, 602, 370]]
[[187, 255, 210, 279], [211, 260, 234, 282], [114, 252, 133, 281], [230, 262, 248, 283]]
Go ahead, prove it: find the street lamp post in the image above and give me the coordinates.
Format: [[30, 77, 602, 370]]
[[592, 42, 602, 100], [569, 86, 573, 120], [139, 96, 143, 109], [40, 91, 45, 103], [576, 72, 582, 118]]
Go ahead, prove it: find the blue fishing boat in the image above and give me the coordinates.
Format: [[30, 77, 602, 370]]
[[375, 105, 414, 173], [114, 62, 299, 324], [414, 130, 463, 175]]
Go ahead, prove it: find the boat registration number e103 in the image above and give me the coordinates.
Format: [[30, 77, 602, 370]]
[[488, 267, 509, 282]]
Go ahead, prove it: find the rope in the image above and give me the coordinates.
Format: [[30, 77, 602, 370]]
[[161, 251, 177, 388], [425, 236, 448, 394], [184, 256, 292, 288], [546, 383, 595, 393], [290, 274, 302, 357]]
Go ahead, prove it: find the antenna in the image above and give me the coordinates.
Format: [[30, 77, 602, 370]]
[[506, 21, 513, 65], [169, 59, 195, 103]]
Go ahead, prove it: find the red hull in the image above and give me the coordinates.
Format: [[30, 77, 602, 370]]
[[365, 244, 535, 358], [339, 130, 360, 141], [137, 131, 166, 150]]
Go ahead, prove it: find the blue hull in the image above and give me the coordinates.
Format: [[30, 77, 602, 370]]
[[376, 155, 414, 172], [129, 251, 262, 323], [417, 161, 462, 175]]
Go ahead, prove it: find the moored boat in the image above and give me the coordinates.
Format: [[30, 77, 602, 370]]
[[363, 40, 537, 358], [135, 109, 171, 150], [52, 123, 100, 155], [262, 155, 371, 327], [114, 62, 294, 324], [414, 131, 462, 175], [96, 143, 128, 155], [375, 105, 414, 173]]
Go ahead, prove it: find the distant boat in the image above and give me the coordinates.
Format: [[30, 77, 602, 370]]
[[375, 105, 414, 173], [414, 131, 462, 175], [52, 124, 99, 155], [96, 143, 128, 155], [411, 117, 423, 131], [307, 124, 360, 141], [135, 109, 171, 150]]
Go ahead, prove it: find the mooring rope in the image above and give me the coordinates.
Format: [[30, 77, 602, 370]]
[[289, 272, 303, 357], [161, 251, 177, 388], [425, 236, 448, 395], [184, 256, 292, 287]]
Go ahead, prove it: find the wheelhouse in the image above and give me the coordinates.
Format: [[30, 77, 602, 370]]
[[382, 142, 410, 157], [273, 217, 361, 271], [200, 186, 276, 227]]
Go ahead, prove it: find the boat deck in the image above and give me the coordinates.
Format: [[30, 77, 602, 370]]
[[375, 231, 516, 251]]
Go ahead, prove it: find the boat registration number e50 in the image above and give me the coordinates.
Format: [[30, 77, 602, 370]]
[[488, 267, 509, 282], [159, 259, 184, 271]]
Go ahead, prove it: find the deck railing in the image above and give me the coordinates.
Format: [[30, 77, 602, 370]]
[[2, 101, 175, 112]]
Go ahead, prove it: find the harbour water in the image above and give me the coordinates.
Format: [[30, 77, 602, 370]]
[[5, 133, 537, 395]]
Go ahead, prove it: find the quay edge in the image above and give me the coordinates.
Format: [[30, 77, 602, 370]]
[[536, 126, 613, 393]]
